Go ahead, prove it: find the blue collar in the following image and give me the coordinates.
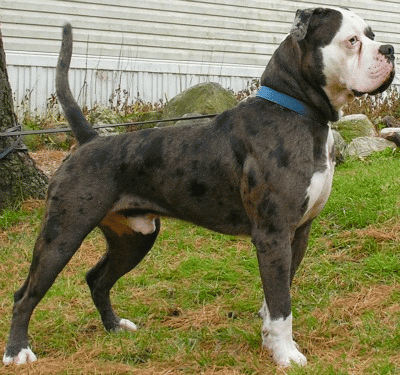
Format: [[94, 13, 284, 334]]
[[256, 86, 320, 122]]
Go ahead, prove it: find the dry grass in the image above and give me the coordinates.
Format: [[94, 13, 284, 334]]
[[29, 150, 69, 178], [342, 89, 400, 129]]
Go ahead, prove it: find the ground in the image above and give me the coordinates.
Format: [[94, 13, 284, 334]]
[[30, 149, 69, 178]]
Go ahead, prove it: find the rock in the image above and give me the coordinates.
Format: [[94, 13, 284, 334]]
[[88, 106, 124, 135], [381, 115, 400, 128], [162, 82, 238, 124], [173, 113, 213, 127], [332, 114, 376, 143], [344, 136, 396, 159], [331, 129, 346, 163], [380, 128, 400, 147], [380, 127, 400, 135], [89, 106, 123, 126]]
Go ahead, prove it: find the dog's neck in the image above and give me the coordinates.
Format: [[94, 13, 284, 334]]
[[256, 86, 327, 124], [260, 36, 339, 123]]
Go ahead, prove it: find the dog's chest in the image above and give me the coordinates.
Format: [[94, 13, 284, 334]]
[[299, 128, 335, 226]]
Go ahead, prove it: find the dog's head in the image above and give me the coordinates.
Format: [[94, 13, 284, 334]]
[[321, 8, 395, 108], [291, 7, 395, 109]]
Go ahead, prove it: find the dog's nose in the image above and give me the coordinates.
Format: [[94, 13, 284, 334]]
[[379, 44, 395, 60]]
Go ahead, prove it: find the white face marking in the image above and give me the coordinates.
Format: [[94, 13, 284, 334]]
[[321, 8, 394, 109], [3, 347, 37, 365], [261, 312, 307, 367], [300, 127, 335, 226]]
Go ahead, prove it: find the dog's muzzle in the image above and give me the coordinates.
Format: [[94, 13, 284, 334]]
[[353, 44, 396, 97]]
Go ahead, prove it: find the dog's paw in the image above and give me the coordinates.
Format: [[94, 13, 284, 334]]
[[272, 342, 307, 367], [118, 318, 138, 332], [3, 347, 37, 366], [263, 335, 307, 367], [262, 314, 307, 367]]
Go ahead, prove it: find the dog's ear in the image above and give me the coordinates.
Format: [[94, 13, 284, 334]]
[[290, 9, 315, 41]]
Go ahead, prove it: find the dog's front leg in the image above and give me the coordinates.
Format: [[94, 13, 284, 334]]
[[253, 229, 307, 367]]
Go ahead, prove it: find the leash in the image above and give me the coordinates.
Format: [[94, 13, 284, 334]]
[[0, 125, 28, 160], [0, 113, 219, 138], [256, 86, 323, 123]]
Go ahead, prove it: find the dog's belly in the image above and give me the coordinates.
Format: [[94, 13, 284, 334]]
[[109, 194, 253, 236], [299, 128, 335, 226]]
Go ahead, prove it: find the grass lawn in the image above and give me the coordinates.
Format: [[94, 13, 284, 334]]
[[0, 150, 399, 374]]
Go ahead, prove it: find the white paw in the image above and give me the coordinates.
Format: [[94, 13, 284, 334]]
[[118, 318, 137, 332], [262, 313, 307, 367], [3, 347, 37, 365], [264, 335, 307, 367]]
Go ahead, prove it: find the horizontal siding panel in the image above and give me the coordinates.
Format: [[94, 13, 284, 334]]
[[6, 52, 264, 77], [2, 0, 292, 68], [2, 0, 293, 31], [2, 10, 289, 44], [2, 11, 287, 38], [1, 24, 277, 56], [65, 0, 294, 21], [5, 39, 275, 67]]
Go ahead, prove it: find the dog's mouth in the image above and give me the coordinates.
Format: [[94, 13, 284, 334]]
[[352, 68, 396, 97], [352, 89, 367, 97], [369, 68, 396, 95]]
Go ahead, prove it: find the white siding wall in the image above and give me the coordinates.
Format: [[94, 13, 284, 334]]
[[1, 0, 400, 114]]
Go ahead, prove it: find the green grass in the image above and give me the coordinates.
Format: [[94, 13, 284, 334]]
[[0, 152, 399, 374]]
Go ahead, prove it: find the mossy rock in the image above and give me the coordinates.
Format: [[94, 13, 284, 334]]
[[174, 113, 213, 127], [162, 82, 238, 123], [332, 114, 376, 143], [88, 106, 123, 126], [125, 110, 163, 132], [87, 106, 126, 135], [344, 136, 396, 159], [332, 129, 346, 163]]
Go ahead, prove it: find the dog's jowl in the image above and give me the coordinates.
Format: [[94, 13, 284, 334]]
[[4, 7, 395, 367]]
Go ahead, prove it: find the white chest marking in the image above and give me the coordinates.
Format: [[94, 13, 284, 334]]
[[300, 128, 335, 226]]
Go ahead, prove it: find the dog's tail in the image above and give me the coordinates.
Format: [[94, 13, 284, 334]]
[[56, 23, 98, 146]]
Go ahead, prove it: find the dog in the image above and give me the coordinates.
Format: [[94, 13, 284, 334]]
[[3, 7, 395, 368]]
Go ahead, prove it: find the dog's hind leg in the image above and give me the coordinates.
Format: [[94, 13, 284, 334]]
[[3, 213, 99, 365], [3, 175, 117, 366], [86, 213, 160, 332]]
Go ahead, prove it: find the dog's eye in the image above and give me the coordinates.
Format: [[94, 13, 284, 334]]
[[349, 37, 358, 45]]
